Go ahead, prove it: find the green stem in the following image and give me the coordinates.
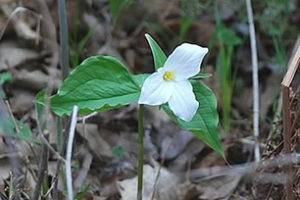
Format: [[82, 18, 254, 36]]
[[137, 104, 144, 200], [58, 0, 70, 79]]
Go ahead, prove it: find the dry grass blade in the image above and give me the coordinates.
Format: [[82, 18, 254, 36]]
[[0, 100, 21, 199], [65, 105, 78, 200], [246, 0, 260, 163], [0, 6, 42, 42]]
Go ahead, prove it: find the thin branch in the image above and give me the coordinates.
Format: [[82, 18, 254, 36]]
[[74, 151, 93, 189], [44, 175, 59, 198], [32, 135, 49, 200], [188, 153, 300, 181], [245, 0, 260, 162], [77, 111, 97, 122], [65, 105, 78, 200], [5, 100, 20, 133], [150, 134, 174, 200], [40, 133, 66, 162]]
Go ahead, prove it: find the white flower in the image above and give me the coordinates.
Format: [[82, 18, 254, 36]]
[[138, 43, 208, 121]]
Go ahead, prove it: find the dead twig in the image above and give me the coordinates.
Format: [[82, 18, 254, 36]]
[[188, 153, 300, 182], [74, 151, 93, 189], [32, 135, 49, 200], [4, 100, 20, 133], [73, 112, 97, 189], [150, 128, 175, 200]]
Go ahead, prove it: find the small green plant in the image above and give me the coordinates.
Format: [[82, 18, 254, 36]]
[[70, 29, 94, 67], [109, 0, 134, 20], [210, 7, 242, 133], [0, 72, 12, 98], [74, 183, 90, 200], [179, 0, 213, 42], [256, 0, 297, 115], [0, 72, 38, 143], [112, 145, 124, 158], [0, 72, 12, 84], [258, 0, 296, 67], [179, 0, 197, 43], [46, 33, 223, 200]]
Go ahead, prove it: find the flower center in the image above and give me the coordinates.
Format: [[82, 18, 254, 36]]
[[163, 71, 174, 81]]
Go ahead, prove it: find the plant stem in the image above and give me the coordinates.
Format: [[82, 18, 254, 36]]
[[58, 0, 70, 79], [137, 104, 144, 200], [245, 0, 260, 162]]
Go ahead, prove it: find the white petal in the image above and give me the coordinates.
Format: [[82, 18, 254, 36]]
[[168, 80, 199, 121], [164, 43, 208, 80], [138, 71, 173, 106]]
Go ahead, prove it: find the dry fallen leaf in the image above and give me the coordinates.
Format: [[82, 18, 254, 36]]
[[197, 174, 241, 200], [77, 124, 112, 159], [118, 162, 179, 200], [0, 42, 39, 70]]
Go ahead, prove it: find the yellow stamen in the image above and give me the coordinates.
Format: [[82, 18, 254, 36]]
[[163, 71, 174, 81]]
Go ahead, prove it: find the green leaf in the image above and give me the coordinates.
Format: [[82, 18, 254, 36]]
[[111, 146, 124, 158], [109, 0, 124, 19], [35, 89, 48, 132], [109, 0, 133, 19], [51, 56, 140, 116], [179, 16, 193, 42], [0, 72, 12, 85], [145, 33, 167, 70], [191, 73, 212, 79], [133, 73, 150, 87], [216, 26, 242, 46], [162, 81, 224, 157], [75, 183, 90, 200], [0, 117, 39, 143], [214, 7, 241, 47]]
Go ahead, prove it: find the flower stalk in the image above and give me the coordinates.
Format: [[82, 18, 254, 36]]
[[137, 104, 144, 200]]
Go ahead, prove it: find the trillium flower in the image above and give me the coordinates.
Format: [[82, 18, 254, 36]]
[[138, 43, 208, 121]]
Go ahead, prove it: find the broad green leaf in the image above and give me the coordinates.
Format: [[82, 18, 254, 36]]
[[162, 81, 224, 157], [51, 56, 140, 116], [145, 33, 167, 70]]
